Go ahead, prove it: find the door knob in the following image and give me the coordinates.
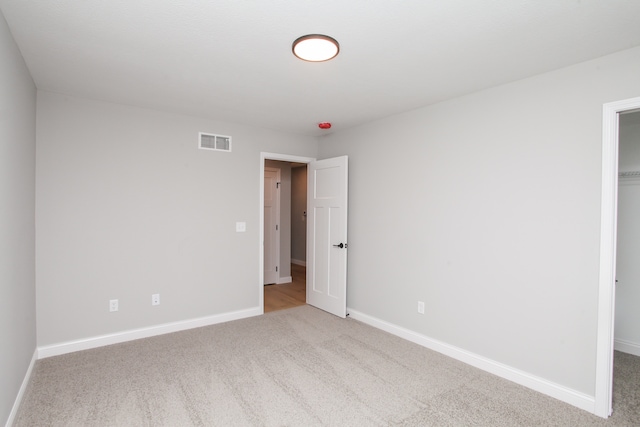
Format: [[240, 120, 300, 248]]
[[333, 243, 345, 248]]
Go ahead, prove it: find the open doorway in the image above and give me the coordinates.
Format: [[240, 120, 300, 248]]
[[263, 159, 308, 312], [596, 97, 640, 418], [259, 153, 314, 314], [615, 110, 640, 354], [259, 153, 349, 318], [610, 110, 640, 417]]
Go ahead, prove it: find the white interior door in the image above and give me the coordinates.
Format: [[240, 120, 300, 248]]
[[307, 156, 348, 317], [264, 167, 280, 285]]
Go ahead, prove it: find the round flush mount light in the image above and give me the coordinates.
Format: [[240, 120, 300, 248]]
[[292, 34, 339, 62]]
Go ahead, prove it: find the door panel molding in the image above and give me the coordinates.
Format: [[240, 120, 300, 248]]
[[306, 156, 348, 318]]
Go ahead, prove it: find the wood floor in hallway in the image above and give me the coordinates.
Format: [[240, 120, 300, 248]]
[[264, 263, 306, 313]]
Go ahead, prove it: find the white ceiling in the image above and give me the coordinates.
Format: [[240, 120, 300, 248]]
[[2, 0, 640, 137]]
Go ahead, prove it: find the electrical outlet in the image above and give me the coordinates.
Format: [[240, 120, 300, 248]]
[[417, 301, 425, 314], [152, 294, 160, 306], [109, 299, 119, 312]]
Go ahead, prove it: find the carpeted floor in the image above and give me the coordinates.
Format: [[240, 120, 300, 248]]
[[14, 305, 640, 426]]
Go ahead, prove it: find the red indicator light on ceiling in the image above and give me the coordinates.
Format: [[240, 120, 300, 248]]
[[318, 122, 332, 129]]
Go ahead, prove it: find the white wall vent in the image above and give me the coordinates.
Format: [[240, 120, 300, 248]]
[[199, 132, 232, 152]]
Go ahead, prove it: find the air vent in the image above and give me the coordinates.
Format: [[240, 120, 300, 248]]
[[199, 132, 232, 152]]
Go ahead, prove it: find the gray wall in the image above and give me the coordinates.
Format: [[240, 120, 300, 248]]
[[36, 92, 317, 346], [291, 166, 307, 264], [0, 11, 37, 425], [318, 46, 640, 396], [615, 111, 640, 355]]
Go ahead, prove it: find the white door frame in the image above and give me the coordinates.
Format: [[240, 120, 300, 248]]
[[595, 96, 640, 418], [259, 152, 315, 313]]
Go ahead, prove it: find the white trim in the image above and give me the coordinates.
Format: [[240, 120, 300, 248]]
[[37, 307, 260, 359], [596, 96, 640, 418], [614, 338, 640, 357], [259, 153, 315, 315], [277, 276, 292, 284], [291, 258, 307, 267], [5, 349, 37, 427], [347, 308, 595, 414]]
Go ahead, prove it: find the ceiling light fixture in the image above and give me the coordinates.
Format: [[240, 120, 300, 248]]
[[292, 34, 339, 62]]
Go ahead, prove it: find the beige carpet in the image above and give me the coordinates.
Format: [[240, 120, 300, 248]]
[[14, 305, 640, 426]]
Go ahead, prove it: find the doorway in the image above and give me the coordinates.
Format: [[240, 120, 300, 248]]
[[263, 159, 308, 311], [259, 153, 314, 313], [259, 153, 349, 318], [596, 97, 640, 418], [614, 110, 640, 355]]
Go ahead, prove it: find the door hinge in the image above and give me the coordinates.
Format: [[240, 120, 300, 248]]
[[276, 182, 281, 188], [276, 266, 278, 272], [276, 224, 278, 231]]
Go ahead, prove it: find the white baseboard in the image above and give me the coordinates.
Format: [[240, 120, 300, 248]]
[[37, 307, 261, 359], [277, 276, 292, 284], [291, 259, 306, 267], [5, 349, 37, 427], [614, 338, 640, 357], [346, 308, 596, 415]]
